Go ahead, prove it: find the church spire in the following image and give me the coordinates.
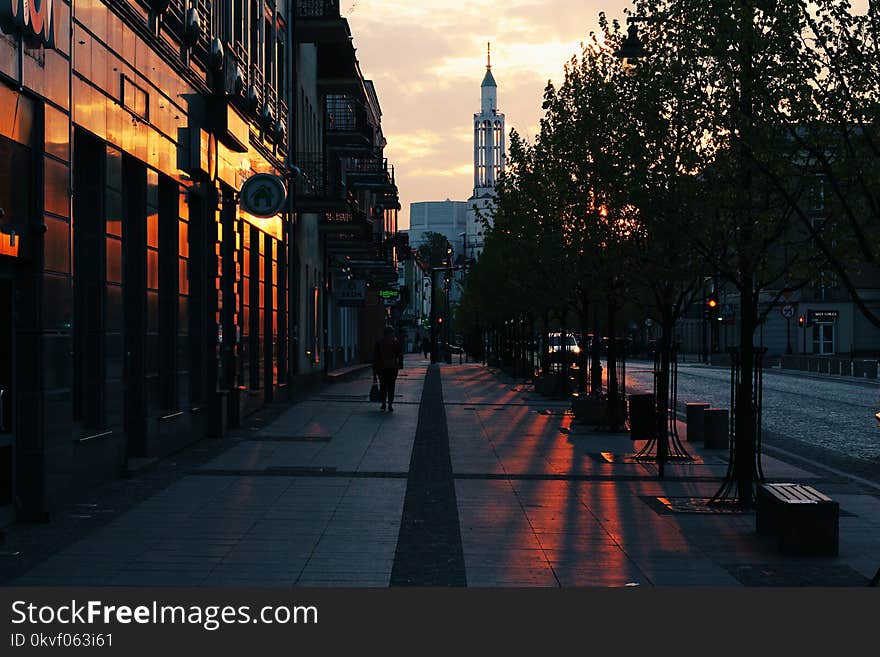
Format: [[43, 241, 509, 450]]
[[481, 42, 497, 90], [474, 44, 504, 194]]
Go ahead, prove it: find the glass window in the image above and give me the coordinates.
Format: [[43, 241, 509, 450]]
[[44, 214, 71, 274], [147, 210, 159, 248], [147, 249, 159, 290], [44, 106, 70, 162], [44, 157, 70, 218], [106, 237, 123, 283]]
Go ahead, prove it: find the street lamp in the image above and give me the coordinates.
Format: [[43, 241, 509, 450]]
[[613, 21, 647, 74]]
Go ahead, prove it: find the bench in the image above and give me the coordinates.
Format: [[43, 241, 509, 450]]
[[756, 483, 839, 556]]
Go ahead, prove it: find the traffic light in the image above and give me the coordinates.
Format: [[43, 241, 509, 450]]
[[437, 316, 444, 325], [798, 315, 805, 328], [707, 294, 718, 310]]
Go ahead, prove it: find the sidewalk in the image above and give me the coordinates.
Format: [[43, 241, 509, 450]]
[[3, 356, 878, 587]]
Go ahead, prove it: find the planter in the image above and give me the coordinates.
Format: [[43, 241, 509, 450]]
[[628, 393, 654, 440], [572, 393, 628, 427], [535, 373, 564, 397]]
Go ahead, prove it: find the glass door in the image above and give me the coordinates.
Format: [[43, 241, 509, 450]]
[[812, 323, 835, 355]]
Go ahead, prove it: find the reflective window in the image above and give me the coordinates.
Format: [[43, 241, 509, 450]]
[[106, 237, 123, 283], [44, 215, 71, 274], [44, 157, 70, 218], [44, 106, 70, 162]]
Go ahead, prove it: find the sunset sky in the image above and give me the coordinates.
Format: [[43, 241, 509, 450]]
[[346, 1, 631, 229]]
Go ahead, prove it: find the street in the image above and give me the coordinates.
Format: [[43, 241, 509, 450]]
[[2, 357, 878, 588], [627, 362, 880, 468]]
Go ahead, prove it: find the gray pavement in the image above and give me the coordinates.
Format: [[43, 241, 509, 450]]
[[627, 361, 880, 489], [2, 356, 879, 587]]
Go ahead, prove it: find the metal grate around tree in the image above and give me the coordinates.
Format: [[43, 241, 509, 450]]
[[634, 341, 692, 463], [709, 346, 768, 506], [595, 337, 629, 432]]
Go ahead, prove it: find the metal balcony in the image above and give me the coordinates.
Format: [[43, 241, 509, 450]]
[[345, 157, 395, 192], [295, 1, 350, 44], [326, 96, 375, 152], [294, 153, 349, 213]]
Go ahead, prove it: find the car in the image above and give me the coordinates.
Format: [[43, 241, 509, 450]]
[[546, 332, 581, 363]]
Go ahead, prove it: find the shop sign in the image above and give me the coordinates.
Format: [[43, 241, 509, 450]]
[[240, 173, 287, 217], [378, 288, 400, 303], [0, 0, 56, 48], [808, 309, 839, 324], [336, 279, 365, 307]]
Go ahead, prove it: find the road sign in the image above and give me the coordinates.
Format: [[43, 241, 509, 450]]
[[240, 173, 287, 217], [781, 303, 796, 319]]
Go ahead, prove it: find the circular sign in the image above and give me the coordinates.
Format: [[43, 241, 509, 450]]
[[645, 318, 654, 328], [781, 303, 796, 319], [240, 173, 287, 217]]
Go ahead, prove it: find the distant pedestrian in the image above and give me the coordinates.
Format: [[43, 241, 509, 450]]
[[421, 336, 431, 359], [373, 326, 404, 412]]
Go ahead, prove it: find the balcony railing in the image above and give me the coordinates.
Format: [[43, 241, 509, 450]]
[[326, 96, 374, 150], [295, 153, 348, 212], [297, 0, 341, 18]]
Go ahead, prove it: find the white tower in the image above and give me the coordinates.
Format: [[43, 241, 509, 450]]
[[467, 43, 505, 261]]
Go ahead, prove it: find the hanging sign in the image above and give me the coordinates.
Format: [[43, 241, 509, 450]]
[[0, 0, 56, 48], [240, 173, 287, 217], [337, 279, 365, 307]]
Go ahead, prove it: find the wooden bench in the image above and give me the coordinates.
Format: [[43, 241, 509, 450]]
[[756, 483, 839, 556]]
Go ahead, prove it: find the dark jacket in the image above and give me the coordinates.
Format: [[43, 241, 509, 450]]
[[373, 336, 403, 372]]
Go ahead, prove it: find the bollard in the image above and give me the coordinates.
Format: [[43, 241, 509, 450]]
[[628, 393, 655, 441], [703, 408, 729, 449], [685, 403, 711, 442]]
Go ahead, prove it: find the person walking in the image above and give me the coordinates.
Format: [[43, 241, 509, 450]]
[[373, 326, 403, 412], [421, 335, 431, 360]]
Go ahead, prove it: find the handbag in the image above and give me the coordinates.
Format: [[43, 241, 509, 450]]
[[369, 375, 381, 402]]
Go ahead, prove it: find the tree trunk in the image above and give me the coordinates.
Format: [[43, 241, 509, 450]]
[[578, 309, 590, 394], [541, 310, 550, 375], [656, 312, 675, 479], [560, 309, 569, 397], [590, 301, 602, 396], [735, 280, 757, 506], [606, 300, 620, 430]]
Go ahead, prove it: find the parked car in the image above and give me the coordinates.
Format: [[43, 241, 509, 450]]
[[546, 332, 581, 363], [444, 342, 464, 355]]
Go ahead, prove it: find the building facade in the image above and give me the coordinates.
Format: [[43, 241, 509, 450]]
[[0, 0, 398, 525], [407, 200, 468, 255]]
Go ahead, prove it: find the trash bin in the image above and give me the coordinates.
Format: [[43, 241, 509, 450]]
[[628, 393, 654, 441], [703, 408, 729, 449], [686, 402, 711, 442]]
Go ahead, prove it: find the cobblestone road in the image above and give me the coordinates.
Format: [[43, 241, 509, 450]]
[[628, 363, 880, 465]]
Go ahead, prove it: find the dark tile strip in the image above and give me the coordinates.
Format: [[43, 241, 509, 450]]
[[390, 365, 467, 586]]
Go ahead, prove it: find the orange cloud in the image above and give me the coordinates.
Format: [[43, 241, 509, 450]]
[[347, 1, 632, 228]]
